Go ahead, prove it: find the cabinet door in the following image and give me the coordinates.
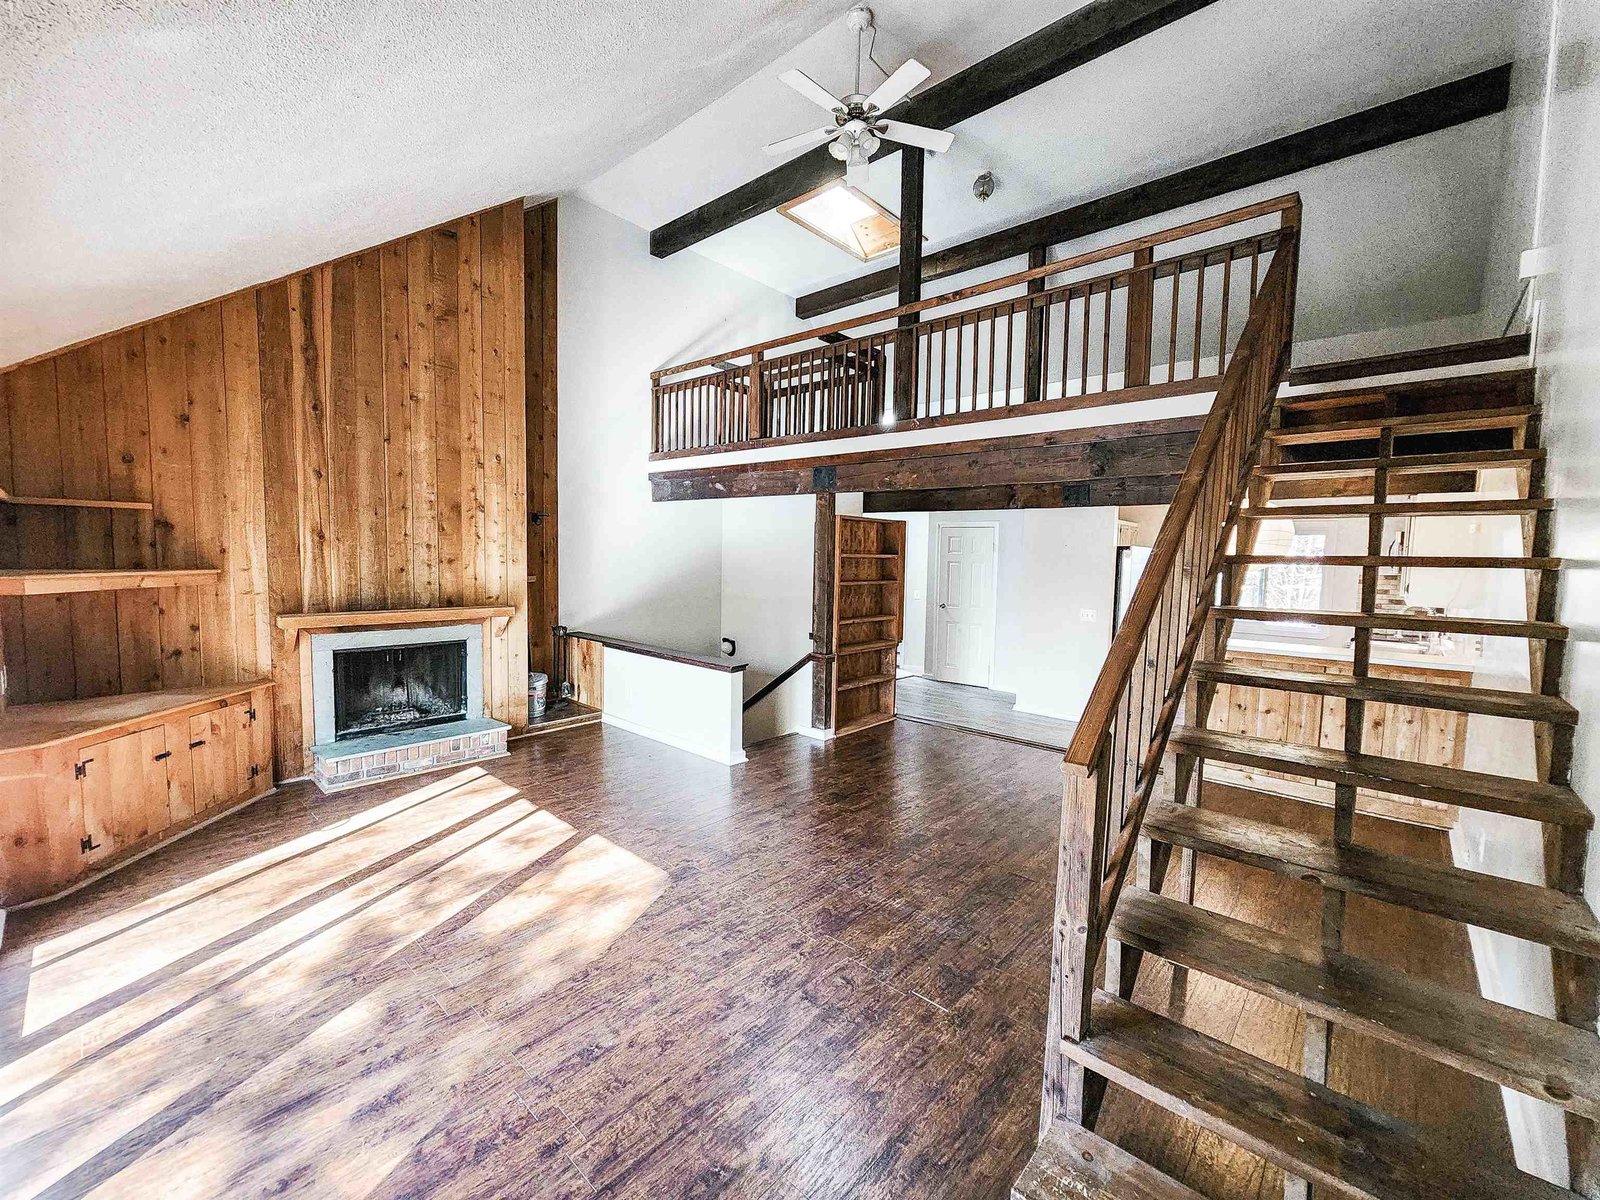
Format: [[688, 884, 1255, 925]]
[[161, 716, 196, 822], [76, 731, 143, 864], [189, 711, 225, 815]]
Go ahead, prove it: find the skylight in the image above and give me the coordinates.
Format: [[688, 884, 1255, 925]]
[[777, 180, 902, 262]]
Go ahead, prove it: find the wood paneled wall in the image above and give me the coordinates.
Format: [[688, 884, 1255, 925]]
[[0, 199, 532, 776]]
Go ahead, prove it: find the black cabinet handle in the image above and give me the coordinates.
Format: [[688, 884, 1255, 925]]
[[189, 739, 206, 749], [153, 750, 172, 762]]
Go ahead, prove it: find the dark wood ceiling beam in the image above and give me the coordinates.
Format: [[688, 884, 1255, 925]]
[[795, 63, 1512, 318], [865, 476, 1181, 512], [649, 414, 1204, 501], [648, 0, 1225, 259]]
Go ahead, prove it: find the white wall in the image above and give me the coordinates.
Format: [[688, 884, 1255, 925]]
[[918, 507, 1117, 721], [558, 195, 797, 653], [599, 646, 746, 766], [1444, 5, 1600, 1179], [1012, 508, 1119, 722], [720, 494, 817, 743], [1526, 0, 1600, 910], [898, 512, 930, 675]]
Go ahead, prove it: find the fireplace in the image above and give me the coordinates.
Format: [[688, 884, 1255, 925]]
[[332, 640, 468, 740], [298, 616, 509, 793]]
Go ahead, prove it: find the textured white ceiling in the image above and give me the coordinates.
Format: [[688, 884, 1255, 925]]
[[0, 0, 837, 365], [585, 0, 1522, 330]]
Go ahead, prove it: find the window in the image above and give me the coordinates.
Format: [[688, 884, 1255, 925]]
[[1239, 530, 1326, 611]]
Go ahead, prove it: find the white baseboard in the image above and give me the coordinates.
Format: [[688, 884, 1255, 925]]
[[601, 712, 747, 765], [1011, 699, 1082, 723]]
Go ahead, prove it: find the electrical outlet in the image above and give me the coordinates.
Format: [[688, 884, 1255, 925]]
[[1079, 608, 1097, 622]]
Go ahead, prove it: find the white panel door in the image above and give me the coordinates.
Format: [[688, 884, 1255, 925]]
[[931, 524, 997, 686]]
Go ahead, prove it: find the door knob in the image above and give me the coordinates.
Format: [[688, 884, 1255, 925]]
[[938, 603, 947, 609]]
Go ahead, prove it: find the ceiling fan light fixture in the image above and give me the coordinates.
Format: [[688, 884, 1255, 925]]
[[777, 179, 905, 262]]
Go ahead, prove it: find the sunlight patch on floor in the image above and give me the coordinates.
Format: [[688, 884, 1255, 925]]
[[17, 770, 522, 1037], [0, 766, 683, 1198]]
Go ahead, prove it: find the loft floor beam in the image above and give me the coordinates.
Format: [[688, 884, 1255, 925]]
[[796, 64, 1511, 318], [649, 414, 1203, 501], [648, 0, 1224, 259]]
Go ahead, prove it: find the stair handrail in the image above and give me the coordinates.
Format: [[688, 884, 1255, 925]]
[[1043, 197, 1301, 1128], [743, 650, 817, 712]]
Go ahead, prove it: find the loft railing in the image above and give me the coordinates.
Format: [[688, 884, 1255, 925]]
[[650, 195, 1300, 459], [1039, 199, 1300, 1131]]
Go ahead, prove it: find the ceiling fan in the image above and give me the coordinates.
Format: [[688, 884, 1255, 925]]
[[764, 5, 954, 189]]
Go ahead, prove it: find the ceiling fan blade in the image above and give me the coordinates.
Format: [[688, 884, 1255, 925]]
[[846, 156, 872, 190], [764, 126, 839, 156], [780, 68, 846, 112], [877, 120, 954, 154], [865, 58, 930, 112]]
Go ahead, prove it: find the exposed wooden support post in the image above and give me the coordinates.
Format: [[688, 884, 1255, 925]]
[[746, 350, 765, 442], [892, 148, 925, 424], [1023, 246, 1048, 406], [1126, 247, 1154, 387], [524, 200, 559, 678], [811, 491, 837, 730]]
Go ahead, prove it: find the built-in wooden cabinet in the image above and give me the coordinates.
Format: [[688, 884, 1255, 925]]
[[832, 515, 907, 738], [0, 683, 273, 906]]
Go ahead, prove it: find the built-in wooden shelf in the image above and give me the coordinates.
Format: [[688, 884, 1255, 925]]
[[836, 673, 896, 692], [841, 553, 897, 559], [835, 711, 897, 737], [275, 605, 516, 649], [841, 579, 898, 587], [837, 639, 899, 655], [839, 614, 897, 625], [0, 567, 220, 596], [0, 487, 153, 512], [0, 680, 274, 754]]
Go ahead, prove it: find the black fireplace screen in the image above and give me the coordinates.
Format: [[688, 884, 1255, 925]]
[[332, 640, 468, 740]]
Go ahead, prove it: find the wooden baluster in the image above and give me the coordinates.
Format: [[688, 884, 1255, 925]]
[[1079, 285, 1092, 397], [1217, 251, 1232, 374], [1192, 253, 1206, 379], [1101, 280, 1113, 393], [1002, 299, 1016, 408], [1168, 266, 1181, 383]]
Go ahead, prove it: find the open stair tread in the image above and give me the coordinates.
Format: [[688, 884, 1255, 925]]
[[1170, 726, 1591, 827], [1194, 660, 1578, 724], [1065, 990, 1580, 1200], [1013, 1120, 1203, 1200], [1255, 447, 1543, 479], [1267, 404, 1537, 444], [1227, 553, 1561, 569], [1110, 887, 1600, 1119], [1142, 799, 1600, 958], [1213, 605, 1567, 640], [1253, 497, 1552, 518]]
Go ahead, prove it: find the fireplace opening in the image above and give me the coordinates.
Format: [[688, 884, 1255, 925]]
[[332, 640, 469, 740]]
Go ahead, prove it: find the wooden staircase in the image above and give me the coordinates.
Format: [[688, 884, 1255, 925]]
[[1014, 283, 1600, 1197]]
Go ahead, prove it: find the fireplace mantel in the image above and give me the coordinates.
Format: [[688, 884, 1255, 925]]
[[275, 606, 515, 650]]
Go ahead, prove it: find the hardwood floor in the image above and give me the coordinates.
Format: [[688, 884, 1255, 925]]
[[0, 724, 1511, 1199], [895, 675, 1075, 750], [0, 720, 1059, 1199]]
